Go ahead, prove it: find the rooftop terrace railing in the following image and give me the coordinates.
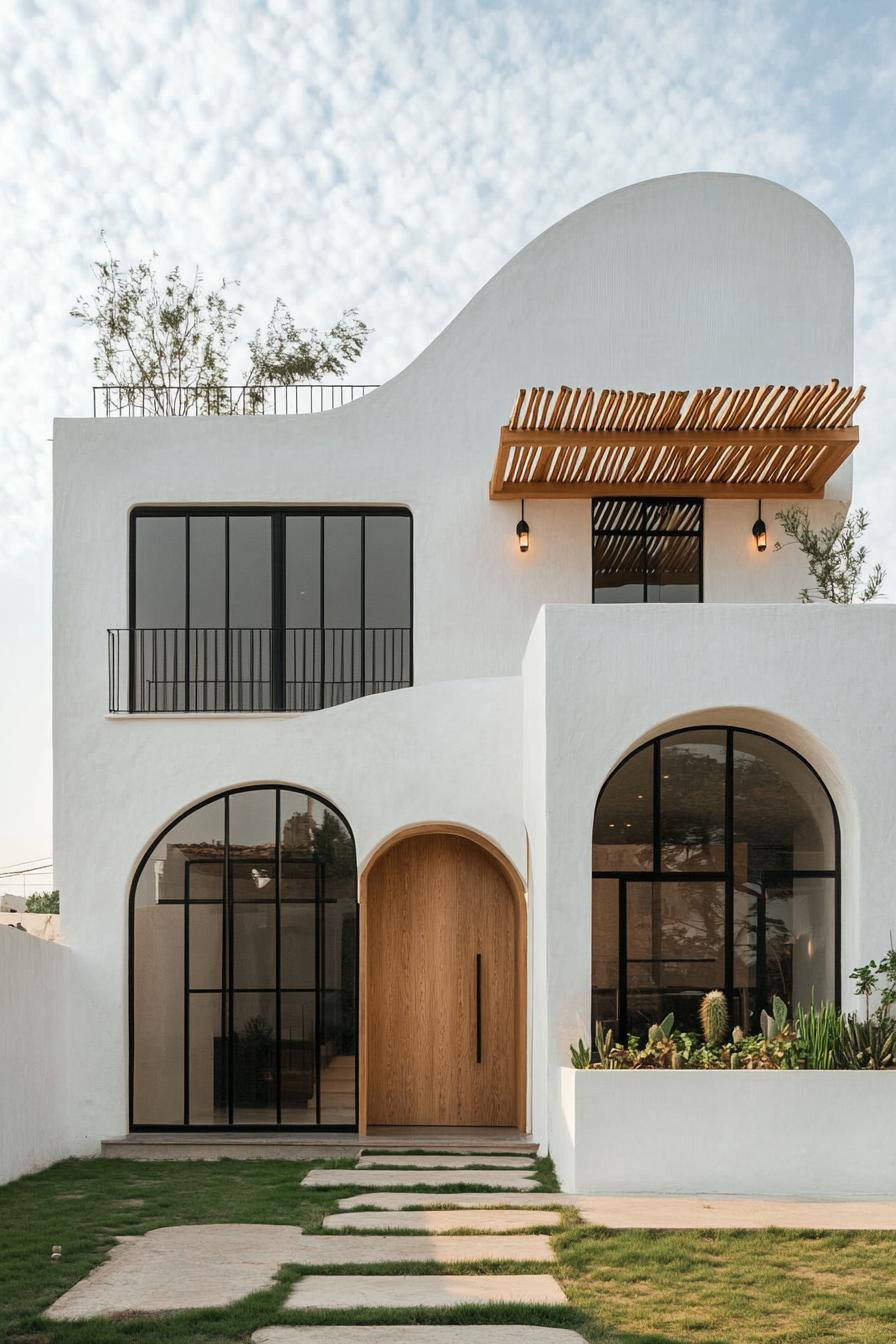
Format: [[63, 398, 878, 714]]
[[93, 383, 379, 417]]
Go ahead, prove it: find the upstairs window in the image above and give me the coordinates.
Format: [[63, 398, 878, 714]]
[[128, 507, 412, 712], [592, 498, 703, 603]]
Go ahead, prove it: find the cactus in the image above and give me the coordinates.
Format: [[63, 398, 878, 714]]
[[732, 1025, 744, 1044], [730, 1051, 741, 1069], [594, 1022, 618, 1068], [699, 990, 729, 1046]]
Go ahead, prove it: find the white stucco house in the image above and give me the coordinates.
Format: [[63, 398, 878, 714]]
[[17, 171, 895, 1195]]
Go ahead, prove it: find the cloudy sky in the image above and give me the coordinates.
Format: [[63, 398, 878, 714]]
[[1, 0, 894, 879]]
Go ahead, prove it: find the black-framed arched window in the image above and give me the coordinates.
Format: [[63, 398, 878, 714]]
[[130, 785, 357, 1130], [592, 727, 840, 1040]]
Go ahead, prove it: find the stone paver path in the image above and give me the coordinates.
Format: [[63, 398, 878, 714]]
[[284, 1273, 568, 1309], [357, 1154, 534, 1169], [254, 1329, 586, 1343], [324, 1209, 564, 1232], [46, 1224, 307, 1319], [46, 1225, 555, 1317], [302, 1168, 539, 1190]]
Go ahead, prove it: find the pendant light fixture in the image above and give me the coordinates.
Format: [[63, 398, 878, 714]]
[[516, 500, 530, 553], [752, 500, 768, 552]]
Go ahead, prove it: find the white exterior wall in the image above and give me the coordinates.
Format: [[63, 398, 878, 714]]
[[525, 602, 896, 1181], [57, 679, 523, 1149], [48, 172, 880, 1175], [0, 929, 71, 1183]]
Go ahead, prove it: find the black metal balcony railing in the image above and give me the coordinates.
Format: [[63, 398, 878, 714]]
[[93, 384, 378, 417], [108, 627, 412, 713]]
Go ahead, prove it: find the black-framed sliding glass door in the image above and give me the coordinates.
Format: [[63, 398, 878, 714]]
[[127, 507, 412, 712], [131, 785, 358, 1130]]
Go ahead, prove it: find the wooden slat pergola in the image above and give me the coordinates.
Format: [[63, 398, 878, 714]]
[[490, 379, 864, 500]]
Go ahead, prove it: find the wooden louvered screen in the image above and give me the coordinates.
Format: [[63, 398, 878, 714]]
[[491, 380, 863, 500]]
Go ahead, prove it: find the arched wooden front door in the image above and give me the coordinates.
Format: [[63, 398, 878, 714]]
[[362, 831, 525, 1129]]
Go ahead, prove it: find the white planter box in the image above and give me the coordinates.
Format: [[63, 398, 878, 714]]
[[554, 1066, 896, 1197]]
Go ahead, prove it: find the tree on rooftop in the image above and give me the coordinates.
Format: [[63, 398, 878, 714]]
[[71, 241, 369, 414], [775, 506, 885, 604]]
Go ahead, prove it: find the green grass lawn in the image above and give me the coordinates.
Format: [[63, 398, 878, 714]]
[[4, 1156, 896, 1344]]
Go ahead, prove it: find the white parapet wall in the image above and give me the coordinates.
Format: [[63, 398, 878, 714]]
[[0, 928, 71, 1184], [555, 1067, 896, 1198]]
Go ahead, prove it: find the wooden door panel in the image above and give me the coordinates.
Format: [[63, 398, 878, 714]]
[[366, 834, 518, 1126]]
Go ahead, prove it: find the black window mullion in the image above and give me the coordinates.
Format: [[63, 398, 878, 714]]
[[360, 514, 366, 698], [272, 513, 286, 711], [319, 517, 326, 710], [183, 861, 190, 1125], [724, 728, 735, 1007], [275, 789, 282, 1124], [318, 860, 326, 1123], [184, 515, 191, 712], [755, 877, 767, 1030], [618, 879, 628, 1039], [652, 739, 661, 873], [225, 796, 234, 1126]]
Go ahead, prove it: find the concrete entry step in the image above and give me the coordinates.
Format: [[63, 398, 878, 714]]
[[102, 1129, 537, 1162], [357, 1154, 534, 1169], [254, 1329, 586, 1343], [284, 1274, 569, 1309], [324, 1209, 564, 1232], [302, 1169, 539, 1191]]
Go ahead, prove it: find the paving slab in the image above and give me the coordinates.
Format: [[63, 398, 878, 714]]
[[323, 1209, 563, 1233], [45, 1224, 307, 1319], [338, 1192, 573, 1211], [574, 1195, 896, 1230], [292, 1234, 554, 1265], [254, 1328, 586, 1343], [303, 1169, 539, 1191], [284, 1274, 568, 1309], [357, 1155, 534, 1169]]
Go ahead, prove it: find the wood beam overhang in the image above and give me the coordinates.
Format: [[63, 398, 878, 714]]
[[490, 381, 864, 501]]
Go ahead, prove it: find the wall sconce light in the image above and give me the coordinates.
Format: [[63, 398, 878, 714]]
[[752, 500, 767, 553], [516, 500, 530, 553]]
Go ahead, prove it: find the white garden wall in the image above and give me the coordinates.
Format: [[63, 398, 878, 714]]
[[0, 928, 71, 1184], [555, 1067, 896, 1197]]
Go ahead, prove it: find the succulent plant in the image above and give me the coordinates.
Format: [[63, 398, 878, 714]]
[[569, 1037, 592, 1069], [699, 990, 729, 1046], [760, 995, 790, 1041], [594, 1022, 619, 1068], [648, 1012, 675, 1044]]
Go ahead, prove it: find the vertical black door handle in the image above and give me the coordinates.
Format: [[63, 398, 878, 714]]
[[475, 953, 482, 1063]]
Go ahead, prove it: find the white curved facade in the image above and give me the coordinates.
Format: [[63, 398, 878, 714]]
[[44, 172, 895, 1191]]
